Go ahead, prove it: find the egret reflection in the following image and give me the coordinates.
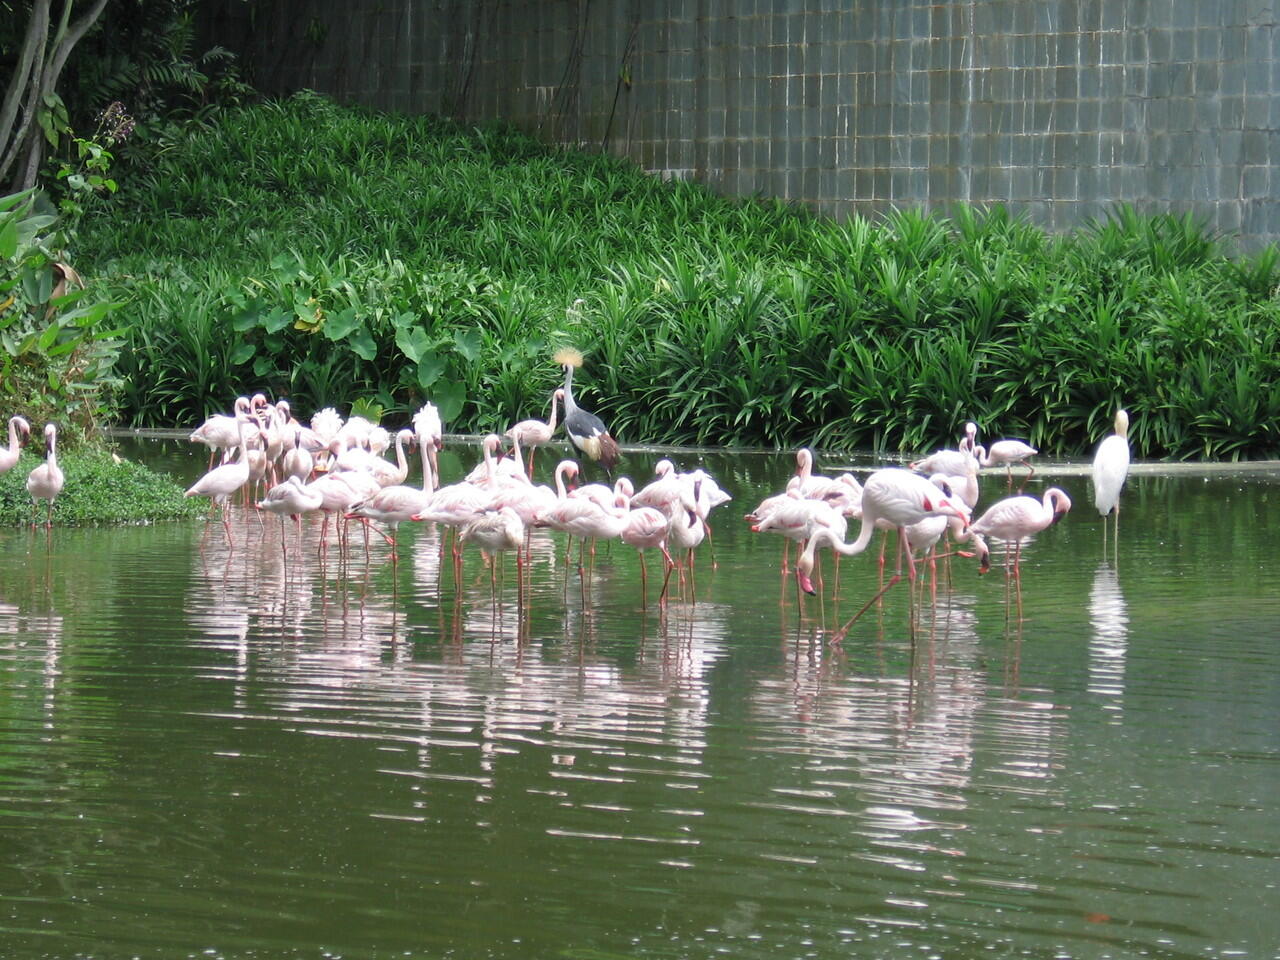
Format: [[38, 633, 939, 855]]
[[1087, 562, 1129, 718]]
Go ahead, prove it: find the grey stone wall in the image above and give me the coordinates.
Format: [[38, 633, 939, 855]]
[[209, 0, 1280, 249]]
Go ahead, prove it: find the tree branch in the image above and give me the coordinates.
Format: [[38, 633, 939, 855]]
[[0, 0, 52, 186]]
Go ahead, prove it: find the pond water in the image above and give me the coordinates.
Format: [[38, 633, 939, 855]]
[[2, 438, 1278, 959]]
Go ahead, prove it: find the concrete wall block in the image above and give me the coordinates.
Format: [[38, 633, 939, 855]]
[[219, 0, 1280, 248]]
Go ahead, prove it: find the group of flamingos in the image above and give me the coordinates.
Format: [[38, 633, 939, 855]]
[[5, 344, 1131, 630], [173, 341, 1132, 630], [749, 408, 1130, 636], [1, 417, 63, 529]]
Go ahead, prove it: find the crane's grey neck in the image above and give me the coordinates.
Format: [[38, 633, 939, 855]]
[[561, 365, 579, 413]]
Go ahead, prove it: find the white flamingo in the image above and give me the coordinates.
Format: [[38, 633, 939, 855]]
[[189, 396, 253, 469], [1, 415, 31, 474], [26, 423, 64, 529], [346, 429, 437, 550], [258, 475, 324, 557], [185, 417, 252, 544]]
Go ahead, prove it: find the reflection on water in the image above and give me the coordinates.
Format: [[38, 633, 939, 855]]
[[2, 450, 1279, 958], [1088, 563, 1129, 718]]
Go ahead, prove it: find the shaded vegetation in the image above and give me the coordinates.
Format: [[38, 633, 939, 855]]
[[75, 92, 1280, 460], [0, 451, 203, 525]]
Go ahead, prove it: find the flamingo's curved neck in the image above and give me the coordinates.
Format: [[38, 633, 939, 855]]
[[546, 391, 560, 431], [418, 436, 434, 493]]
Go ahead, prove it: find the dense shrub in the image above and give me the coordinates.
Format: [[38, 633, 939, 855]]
[[76, 92, 1280, 460]]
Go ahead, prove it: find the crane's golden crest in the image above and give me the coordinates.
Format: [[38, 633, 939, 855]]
[[554, 346, 583, 368]]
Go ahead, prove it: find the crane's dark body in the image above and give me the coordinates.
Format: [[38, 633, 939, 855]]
[[561, 363, 620, 470]]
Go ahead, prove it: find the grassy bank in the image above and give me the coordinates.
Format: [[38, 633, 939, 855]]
[[0, 452, 204, 526], [77, 91, 1280, 459]]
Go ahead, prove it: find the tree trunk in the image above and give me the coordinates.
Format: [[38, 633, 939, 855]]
[[1, 0, 111, 193]]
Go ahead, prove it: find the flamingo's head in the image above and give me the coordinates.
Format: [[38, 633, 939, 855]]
[[1050, 489, 1073, 523], [796, 552, 818, 596]]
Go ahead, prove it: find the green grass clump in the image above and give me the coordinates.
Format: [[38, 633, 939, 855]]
[[0, 453, 204, 526], [74, 91, 1280, 460]]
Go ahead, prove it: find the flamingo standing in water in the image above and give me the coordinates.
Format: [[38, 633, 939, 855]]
[[1091, 408, 1131, 555], [556, 347, 620, 471], [413, 402, 443, 491], [619, 497, 674, 605], [795, 468, 970, 642], [506, 388, 563, 478], [345, 429, 436, 554], [974, 436, 1038, 489], [186, 418, 252, 545], [1, 415, 31, 475], [189, 396, 252, 469], [962, 487, 1073, 577], [459, 505, 527, 613], [910, 421, 979, 477], [26, 423, 64, 530], [258, 475, 324, 559]]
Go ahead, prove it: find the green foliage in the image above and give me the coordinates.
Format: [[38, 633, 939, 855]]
[[72, 93, 1280, 460], [0, 189, 127, 445], [0, 450, 204, 525]]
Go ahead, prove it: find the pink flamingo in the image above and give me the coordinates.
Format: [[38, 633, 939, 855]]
[[1, 415, 31, 475], [619, 497, 674, 604], [185, 418, 252, 545], [796, 468, 970, 641], [506, 388, 563, 477], [258, 475, 324, 559], [963, 487, 1073, 577], [459, 506, 527, 612], [26, 423, 64, 529], [974, 437, 1038, 488], [345, 429, 436, 552], [189, 396, 252, 468]]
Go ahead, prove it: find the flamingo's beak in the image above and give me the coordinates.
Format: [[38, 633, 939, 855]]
[[798, 567, 816, 595]]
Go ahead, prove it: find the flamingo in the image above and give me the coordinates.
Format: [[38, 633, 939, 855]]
[[413, 402, 443, 491], [631, 459, 683, 518], [792, 448, 841, 498], [310, 406, 344, 469], [345, 429, 437, 551], [459, 506, 527, 611], [962, 487, 1073, 576], [26, 423, 64, 529], [1091, 408, 1131, 554], [304, 471, 368, 551], [910, 421, 979, 477], [662, 482, 707, 603], [185, 417, 252, 544], [189, 396, 253, 469], [555, 347, 620, 471], [258, 475, 324, 558], [465, 433, 529, 487], [749, 491, 847, 581], [366, 428, 414, 488], [281, 427, 315, 482], [506, 388, 563, 477], [974, 437, 1038, 488], [619, 497, 674, 604], [1, 415, 31, 474], [795, 468, 971, 640]]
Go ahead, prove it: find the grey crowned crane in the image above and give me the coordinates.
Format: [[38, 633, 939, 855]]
[[555, 347, 620, 471]]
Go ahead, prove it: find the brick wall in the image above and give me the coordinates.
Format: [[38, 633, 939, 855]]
[[208, 0, 1280, 249]]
